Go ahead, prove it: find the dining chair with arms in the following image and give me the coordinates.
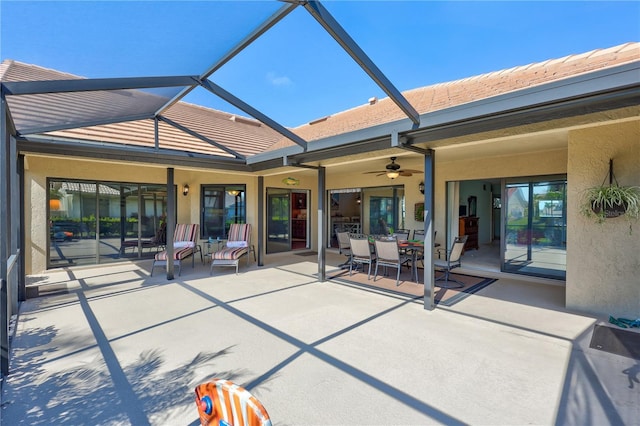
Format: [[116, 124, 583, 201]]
[[349, 234, 376, 280], [392, 229, 410, 241], [412, 229, 425, 240], [373, 238, 411, 286], [434, 235, 468, 288], [336, 230, 353, 268]]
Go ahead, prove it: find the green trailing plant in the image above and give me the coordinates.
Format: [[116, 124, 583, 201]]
[[580, 182, 640, 234], [579, 160, 640, 234], [580, 184, 640, 219]]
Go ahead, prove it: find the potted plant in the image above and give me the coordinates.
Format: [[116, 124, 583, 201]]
[[579, 162, 640, 233]]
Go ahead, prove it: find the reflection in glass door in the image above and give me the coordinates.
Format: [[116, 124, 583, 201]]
[[267, 189, 290, 254], [266, 188, 310, 254], [503, 178, 567, 279], [48, 179, 169, 268]]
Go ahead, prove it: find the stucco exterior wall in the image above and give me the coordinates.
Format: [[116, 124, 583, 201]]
[[24, 155, 258, 274], [567, 119, 640, 318]]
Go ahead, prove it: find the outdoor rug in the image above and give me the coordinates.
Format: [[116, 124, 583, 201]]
[[327, 266, 497, 307], [295, 251, 318, 256], [589, 325, 640, 360]]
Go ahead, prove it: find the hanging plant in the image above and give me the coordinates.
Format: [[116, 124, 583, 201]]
[[580, 159, 640, 232]]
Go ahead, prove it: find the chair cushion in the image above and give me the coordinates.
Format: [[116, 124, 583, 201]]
[[174, 241, 195, 248], [174, 224, 199, 243], [227, 241, 248, 248], [212, 247, 248, 260], [228, 224, 251, 242], [155, 246, 194, 261]]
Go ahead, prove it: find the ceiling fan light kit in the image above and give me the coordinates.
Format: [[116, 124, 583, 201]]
[[363, 157, 422, 179]]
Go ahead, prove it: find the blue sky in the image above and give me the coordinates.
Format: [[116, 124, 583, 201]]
[[2, 1, 639, 127]]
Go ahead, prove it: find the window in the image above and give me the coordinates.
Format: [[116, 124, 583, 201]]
[[201, 185, 246, 239]]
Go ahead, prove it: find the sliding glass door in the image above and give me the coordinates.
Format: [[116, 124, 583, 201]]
[[48, 179, 170, 268], [328, 185, 405, 247], [266, 188, 310, 254], [503, 177, 567, 279]]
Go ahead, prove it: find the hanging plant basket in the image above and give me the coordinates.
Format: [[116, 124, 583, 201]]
[[590, 199, 628, 218], [580, 159, 640, 232]]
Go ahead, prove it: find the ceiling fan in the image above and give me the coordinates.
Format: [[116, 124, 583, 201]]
[[363, 157, 422, 179]]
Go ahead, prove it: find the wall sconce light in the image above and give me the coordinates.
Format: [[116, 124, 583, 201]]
[[227, 189, 241, 197], [356, 196, 361, 204], [182, 184, 190, 196], [418, 181, 425, 194]]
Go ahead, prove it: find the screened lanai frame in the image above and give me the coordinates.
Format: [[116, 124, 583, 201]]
[[2, 1, 639, 377], [0, 0, 437, 375]]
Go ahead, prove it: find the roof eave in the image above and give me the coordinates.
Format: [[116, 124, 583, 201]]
[[17, 135, 252, 172], [248, 61, 640, 168]]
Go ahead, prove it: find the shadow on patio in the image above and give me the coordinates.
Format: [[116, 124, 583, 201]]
[[3, 251, 637, 425]]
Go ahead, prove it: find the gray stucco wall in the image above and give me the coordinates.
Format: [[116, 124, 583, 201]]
[[567, 119, 640, 318]]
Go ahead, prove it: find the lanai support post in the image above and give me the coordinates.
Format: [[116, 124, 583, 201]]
[[9, 133, 18, 316], [0, 92, 9, 375], [257, 176, 264, 267], [423, 149, 436, 311], [317, 166, 326, 282], [166, 168, 175, 280], [18, 154, 25, 303]]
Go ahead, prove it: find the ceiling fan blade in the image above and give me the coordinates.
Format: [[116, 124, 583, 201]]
[[401, 169, 423, 174], [399, 170, 413, 177], [363, 170, 386, 174]]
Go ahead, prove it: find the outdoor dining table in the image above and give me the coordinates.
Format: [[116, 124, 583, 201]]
[[398, 240, 441, 283]]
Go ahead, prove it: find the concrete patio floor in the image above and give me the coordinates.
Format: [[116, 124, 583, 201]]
[[1, 251, 638, 425]]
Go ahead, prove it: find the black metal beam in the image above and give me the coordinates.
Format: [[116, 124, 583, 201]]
[[317, 166, 326, 282], [157, 115, 246, 160], [0, 93, 9, 376], [422, 149, 435, 311], [200, 78, 308, 150], [166, 168, 175, 279], [302, 0, 420, 126], [258, 176, 264, 267], [155, 2, 299, 116], [2, 76, 199, 96]]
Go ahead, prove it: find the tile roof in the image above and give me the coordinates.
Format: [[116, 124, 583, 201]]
[[268, 42, 640, 151], [2, 42, 638, 158], [0, 61, 284, 158]]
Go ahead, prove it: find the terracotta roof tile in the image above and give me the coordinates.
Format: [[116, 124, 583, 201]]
[[1, 60, 284, 158], [272, 42, 639, 151], [2, 42, 638, 158]]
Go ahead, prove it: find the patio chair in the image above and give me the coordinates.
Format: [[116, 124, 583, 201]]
[[119, 222, 166, 256], [349, 234, 376, 279], [392, 229, 410, 241], [336, 230, 353, 268], [434, 235, 468, 288], [210, 223, 254, 275], [412, 229, 425, 240], [373, 237, 411, 286], [151, 224, 201, 276]]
